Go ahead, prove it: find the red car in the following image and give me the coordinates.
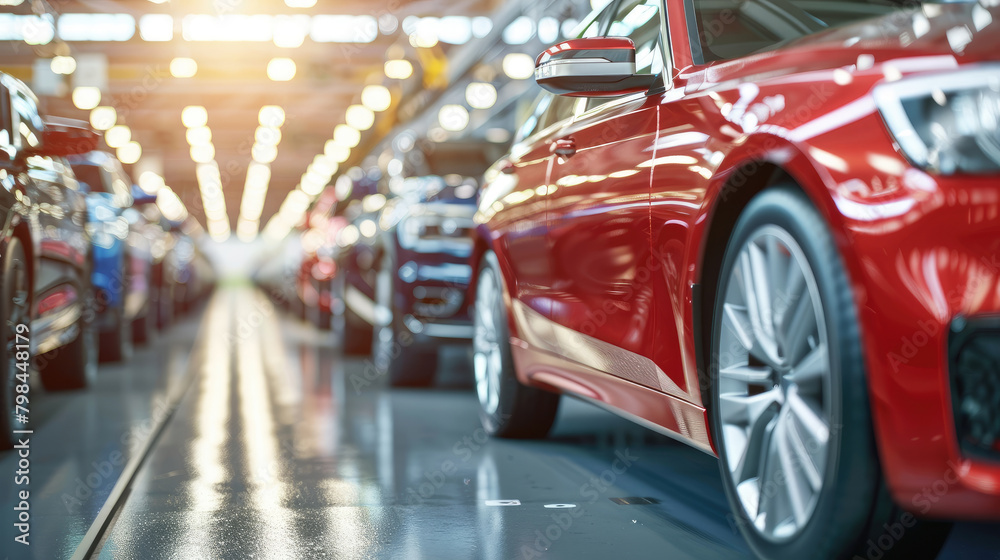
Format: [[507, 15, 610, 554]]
[[470, 0, 1000, 558]]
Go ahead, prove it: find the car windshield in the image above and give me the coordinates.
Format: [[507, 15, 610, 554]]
[[691, 0, 929, 63], [71, 164, 107, 193]]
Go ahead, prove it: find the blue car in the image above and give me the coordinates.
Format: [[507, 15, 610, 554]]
[[69, 152, 152, 362]]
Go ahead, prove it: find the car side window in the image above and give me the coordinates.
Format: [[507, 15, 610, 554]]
[[607, 0, 663, 76], [512, 2, 616, 143], [585, 0, 663, 111]]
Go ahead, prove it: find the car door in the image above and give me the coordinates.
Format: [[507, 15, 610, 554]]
[[488, 9, 610, 325], [541, 0, 686, 396]]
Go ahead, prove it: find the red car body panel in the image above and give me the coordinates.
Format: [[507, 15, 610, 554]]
[[476, 0, 1000, 520]]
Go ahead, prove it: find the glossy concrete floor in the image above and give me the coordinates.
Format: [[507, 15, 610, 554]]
[[3, 286, 999, 560]]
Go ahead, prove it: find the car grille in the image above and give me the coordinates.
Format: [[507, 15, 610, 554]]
[[949, 316, 1000, 460]]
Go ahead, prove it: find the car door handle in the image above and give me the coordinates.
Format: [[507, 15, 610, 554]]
[[550, 138, 577, 158]]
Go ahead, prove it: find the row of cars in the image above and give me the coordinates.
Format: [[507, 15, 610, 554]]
[[265, 0, 1000, 558], [0, 72, 213, 449], [257, 172, 477, 387]]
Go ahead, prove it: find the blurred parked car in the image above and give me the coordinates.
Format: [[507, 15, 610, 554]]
[[468, 0, 1000, 558], [369, 177, 477, 386], [338, 175, 477, 386], [0, 73, 98, 447], [69, 151, 145, 362]]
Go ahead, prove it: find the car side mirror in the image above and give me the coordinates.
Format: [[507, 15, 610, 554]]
[[35, 117, 99, 157], [535, 37, 656, 97]]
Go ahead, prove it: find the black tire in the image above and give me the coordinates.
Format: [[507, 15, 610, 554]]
[[132, 302, 156, 345], [341, 306, 373, 355], [1, 238, 30, 448], [474, 251, 559, 438], [99, 304, 133, 363], [373, 318, 439, 387], [40, 266, 97, 392], [708, 186, 950, 560]]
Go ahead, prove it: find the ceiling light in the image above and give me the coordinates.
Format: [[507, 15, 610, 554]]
[[252, 143, 278, 163], [105, 125, 131, 148], [384, 59, 413, 80], [72, 86, 101, 110], [324, 141, 350, 163], [185, 126, 212, 146], [117, 141, 142, 164], [170, 57, 197, 78], [333, 124, 361, 148], [503, 53, 534, 80], [138, 171, 164, 194], [466, 82, 497, 109], [361, 85, 391, 112], [345, 104, 375, 131], [190, 144, 215, 163], [181, 105, 208, 128], [267, 57, 296, 81], [90, 106, 117, 131], [438, 104, 469, 132], [255, 126, 282, 146], [138, 14, 172, 41], [258, 105, 285, 127], [273, 16, 308, 48], [50, 55, 76, 75]]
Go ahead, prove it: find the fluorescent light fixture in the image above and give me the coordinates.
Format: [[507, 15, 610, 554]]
[[181, 105, 208, 128], [503, 53, 534, 80], [90, 106, 117, 131], [361, 85, 391, 112], [72, 86, 101, 110], [384, 59, 413, 80], [466, 82, 497, 109], [50, 55, 76, 75], [267, 57, 296, 81], [139, 14, 172, 41], [345, 104, 375, 130], [310, 15, 377, 43], [105, 125, 131, 149], [259, 105, 285, 127], [324, 141, 350, 163], [185, 126, 212, 146], [251, 143, 278, 164], [438, 104, 470, 132], [117, 141, 142, 164], [58, 13, 135, 42], [333, 124, 361, 148]]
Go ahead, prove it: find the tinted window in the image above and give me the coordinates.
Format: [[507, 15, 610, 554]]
[[607, 0, 663, 76], [691, 0, 902, 63]]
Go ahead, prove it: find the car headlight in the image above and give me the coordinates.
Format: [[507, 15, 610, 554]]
[[874, 65, 1000, 175]]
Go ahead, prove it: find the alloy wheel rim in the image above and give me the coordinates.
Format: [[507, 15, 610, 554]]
[[717, 225, 832, 542], [473, 269, 502, 415]]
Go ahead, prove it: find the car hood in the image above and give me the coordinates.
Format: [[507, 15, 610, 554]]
[[696, 1, 1000, 87]]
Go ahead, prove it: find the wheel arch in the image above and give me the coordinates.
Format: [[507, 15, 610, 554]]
[[691, 139, 849, 415]]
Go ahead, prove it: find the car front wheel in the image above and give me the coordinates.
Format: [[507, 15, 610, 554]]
[[474, 251, 559, 439], [709, 186, 949, 559]]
